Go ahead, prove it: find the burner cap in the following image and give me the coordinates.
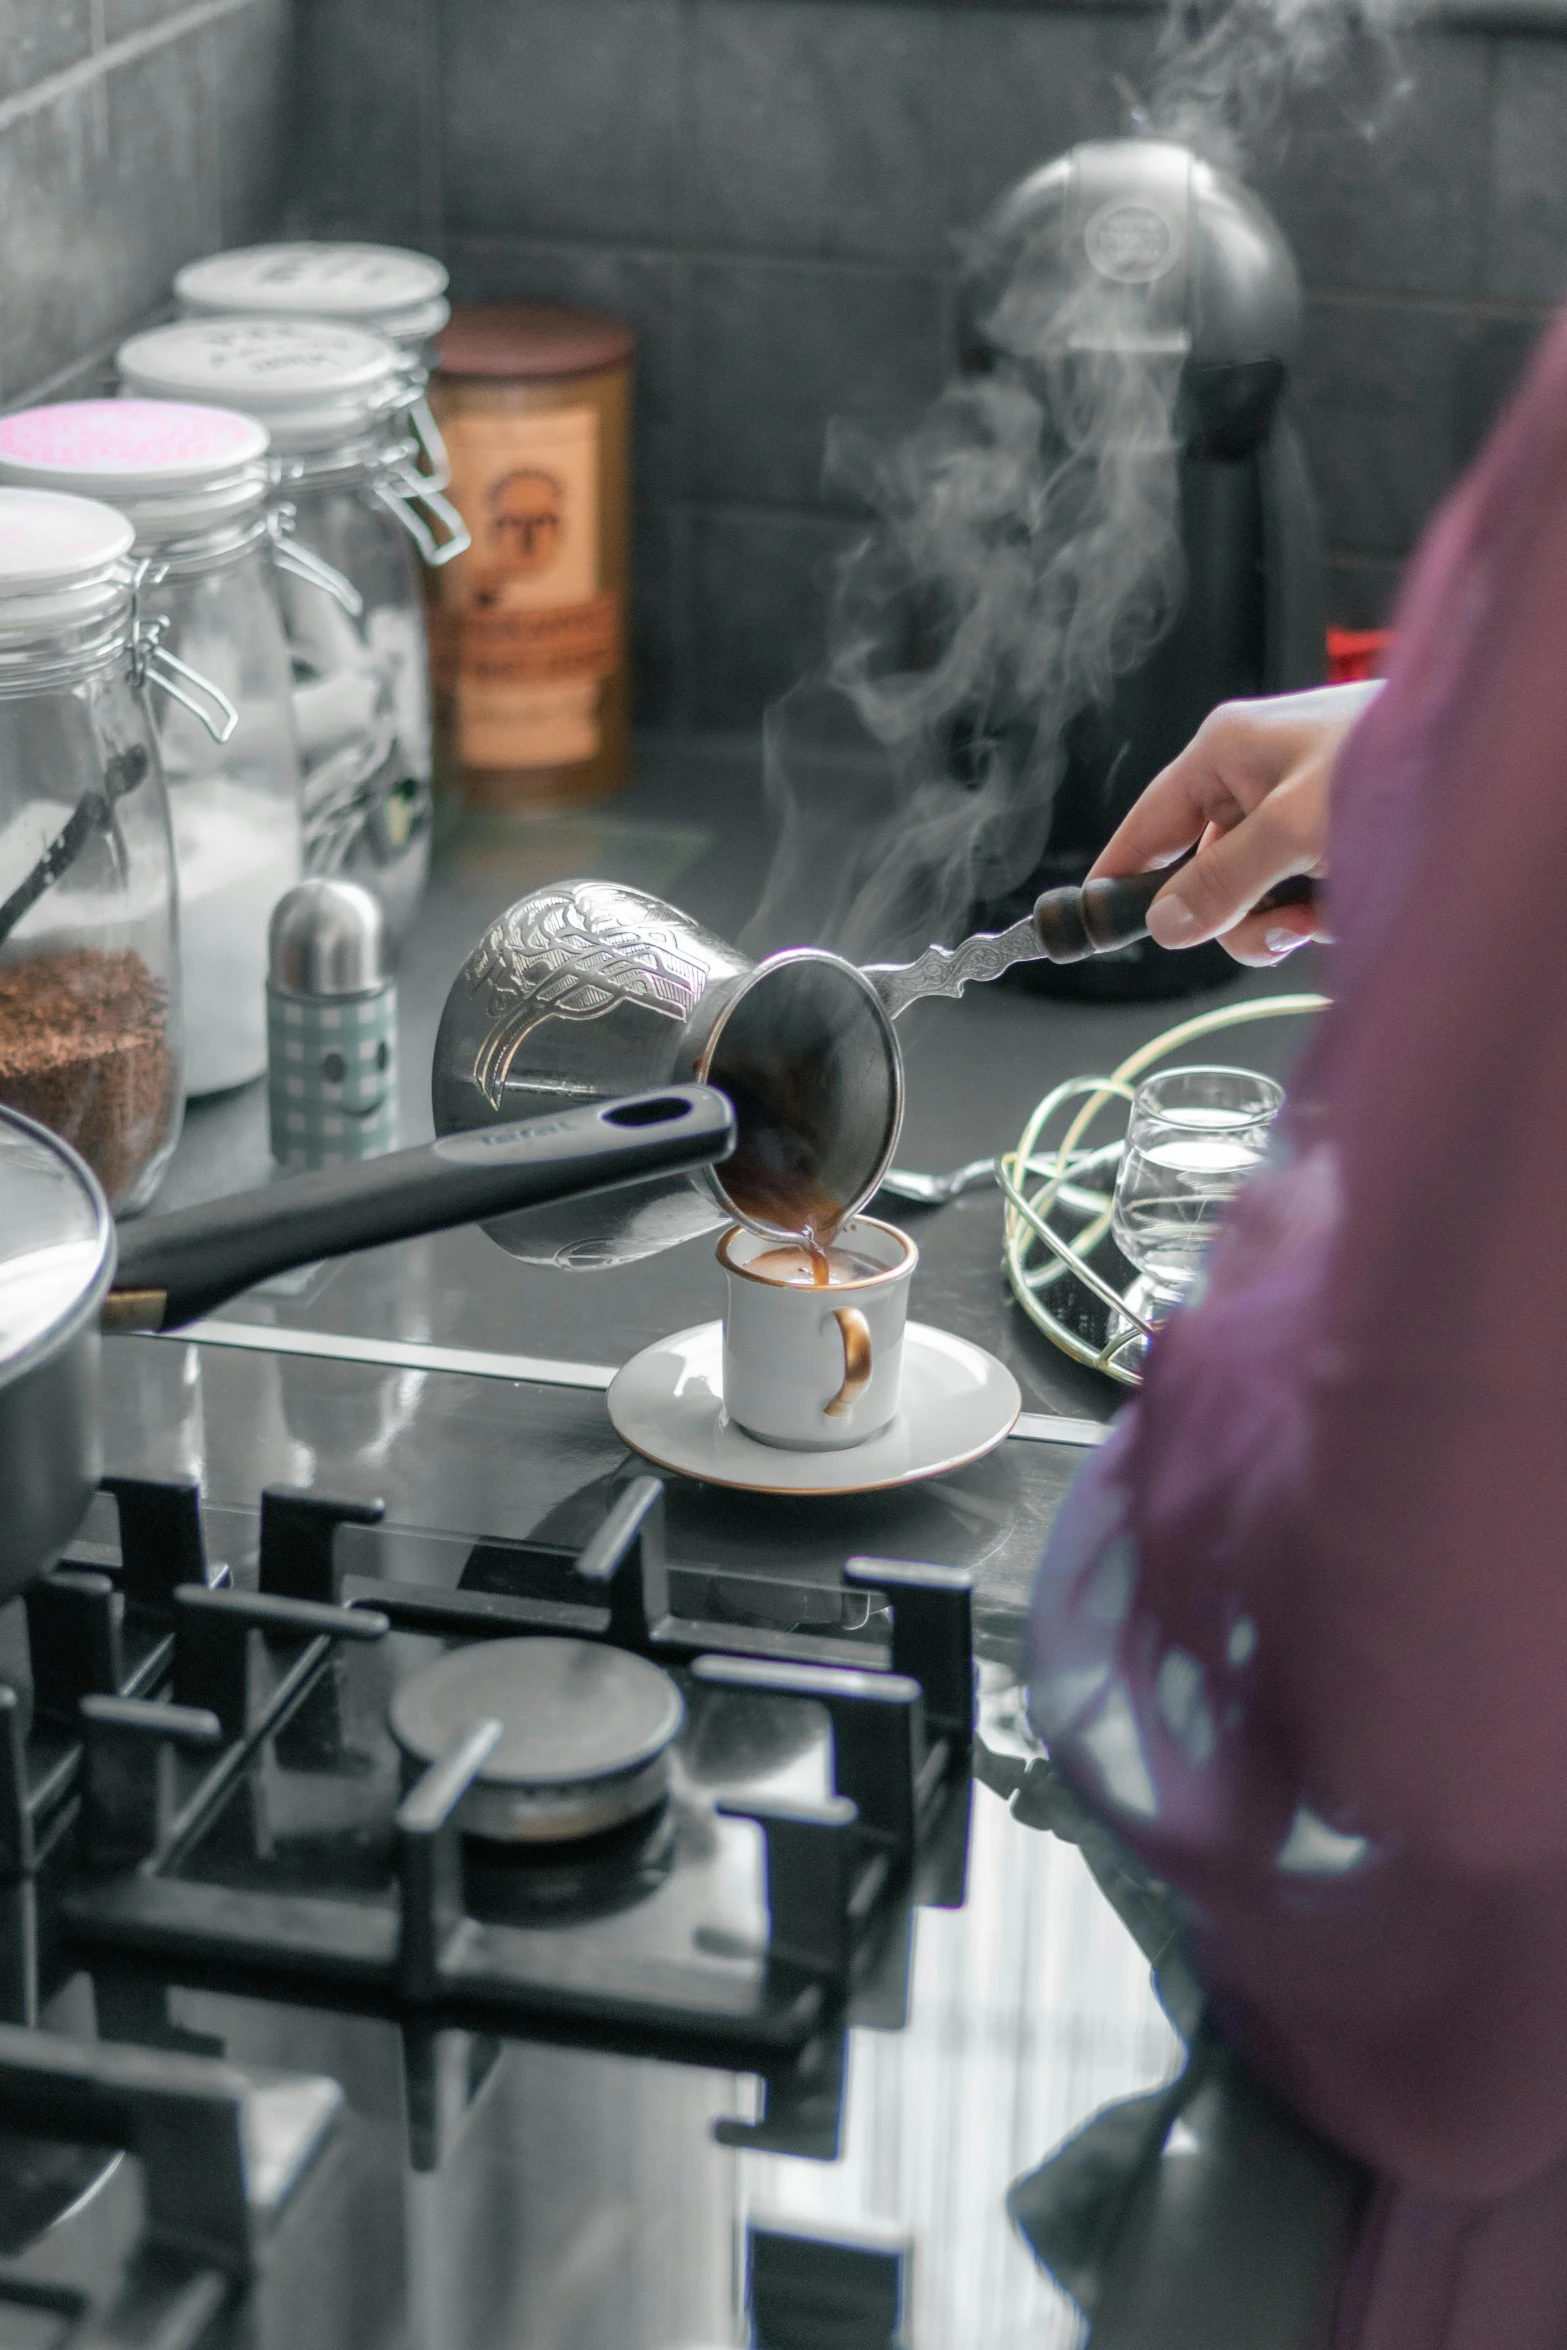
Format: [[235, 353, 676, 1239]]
[[389, 1637, 684, 1844]]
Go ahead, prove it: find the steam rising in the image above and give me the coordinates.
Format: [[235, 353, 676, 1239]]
[[743, 0, 1409, 966], [1152, 0, 1409, 175]]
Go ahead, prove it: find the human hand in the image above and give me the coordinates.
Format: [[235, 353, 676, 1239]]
[[1088, 680, 1382, 966]]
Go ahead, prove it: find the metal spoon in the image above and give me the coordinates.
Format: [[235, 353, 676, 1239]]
[[878, 1140, 1120, 1211]]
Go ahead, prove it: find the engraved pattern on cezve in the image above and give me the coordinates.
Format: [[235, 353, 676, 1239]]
[[868, 916, 1040, 1021], [466, 884, 710, 1109]]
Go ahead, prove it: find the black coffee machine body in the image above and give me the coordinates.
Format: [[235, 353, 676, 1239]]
[[962, 138, 1325, 998]]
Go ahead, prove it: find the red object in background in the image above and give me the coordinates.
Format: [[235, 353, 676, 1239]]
[[1326, 624, 1395, 683]]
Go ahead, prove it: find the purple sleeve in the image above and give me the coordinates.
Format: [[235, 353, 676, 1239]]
[[1029, 305, 1567, 2207]]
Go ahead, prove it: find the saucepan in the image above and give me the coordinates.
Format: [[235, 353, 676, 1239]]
[[0, 1085, 733, 1602]]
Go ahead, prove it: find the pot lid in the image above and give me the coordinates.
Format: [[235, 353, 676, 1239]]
[[0, 1110, 113, 1388], [117, 319, 402, 452], [437, 304, 635, 381], [175, 242, 450, 344], [0, 400, 270, 498], [0, 486, 134, 595], [389, 1636, 684, 1791]]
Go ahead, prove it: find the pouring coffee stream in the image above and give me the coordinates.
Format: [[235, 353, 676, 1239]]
[[432, 869, 1317, 1270]]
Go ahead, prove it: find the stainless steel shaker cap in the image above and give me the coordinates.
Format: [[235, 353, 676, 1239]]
[[268, 879, 387, 998]]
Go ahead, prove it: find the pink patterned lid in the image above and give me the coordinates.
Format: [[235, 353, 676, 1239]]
[[0, 400, 270, 489]]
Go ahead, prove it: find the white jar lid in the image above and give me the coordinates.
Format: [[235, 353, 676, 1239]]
[[175, 242, 450, 349], [0, 401, 272, 540], [117, 318, 403, 454], [0, 485, 134, 635]]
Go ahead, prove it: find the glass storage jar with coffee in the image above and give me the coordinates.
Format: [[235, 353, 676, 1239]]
[[117, 317, 468, 945], [0, 400, 302, 1098], [0, 487, 182, 1210], [173, 241, 453, 488]]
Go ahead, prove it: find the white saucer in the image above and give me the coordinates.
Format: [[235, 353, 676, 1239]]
[[607, 1321, 1022, 1496]]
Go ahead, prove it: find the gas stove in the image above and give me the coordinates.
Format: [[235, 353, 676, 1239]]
[[0, 1343, 1178, 2350], [17, 1466, 973, 2066]]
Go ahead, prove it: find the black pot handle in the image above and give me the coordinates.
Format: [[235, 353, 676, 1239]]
[[108, 1086, 735, 1332]]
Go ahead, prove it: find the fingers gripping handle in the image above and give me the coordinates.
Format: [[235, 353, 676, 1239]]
[[1031, 864, 1318, 964], [825, 1307, 873, 1420]]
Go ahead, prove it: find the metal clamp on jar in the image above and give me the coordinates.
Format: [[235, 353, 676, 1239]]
[[0, 488, 184, 1210], [0, 400, 304, 1098], [116, 318, 470, 946], [174, 240, 453, 490]]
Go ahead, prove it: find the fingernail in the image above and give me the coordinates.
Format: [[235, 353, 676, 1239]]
[[1265, 926, 1306, 958], [1147, 893, 1199, 948]]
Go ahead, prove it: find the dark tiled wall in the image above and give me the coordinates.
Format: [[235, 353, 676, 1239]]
[[0, 0, 294, 408], [296, 0, 1567, 726]]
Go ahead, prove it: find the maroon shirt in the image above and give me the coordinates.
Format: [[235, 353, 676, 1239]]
[[1029, 307, 1567, 2345]]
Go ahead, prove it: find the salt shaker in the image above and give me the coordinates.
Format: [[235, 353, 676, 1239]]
[[267, 879, 397, 1168]]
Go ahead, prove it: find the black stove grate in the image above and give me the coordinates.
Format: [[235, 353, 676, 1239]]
[[2, 1473, 975, 2082]]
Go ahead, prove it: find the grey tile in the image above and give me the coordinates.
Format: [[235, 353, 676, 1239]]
[[1487, 39, 1567, 303], [690, 258, 944, 508], [293, 0, 428, 240], [685, 1, 945, 263], [1254, 31, 1491, 299], [445, 240, 681, 503], [208, 0, 293, 247], [106, 33, 218, 332], [689, 506, 849, 726], [1325, 556, 1405, 631], [942, 12, 1162, 237], [1454, 308, 1549, 464], [0, 84, 119, 402], [1291, 298, 1464, 561], [0, 0, 93, 105], [631, 501, 686, 725], [102, 0, 197, 39], [442, 0, 680, 243]]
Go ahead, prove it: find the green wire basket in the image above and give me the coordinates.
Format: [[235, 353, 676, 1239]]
[[1000, 992, 1330, 1386]]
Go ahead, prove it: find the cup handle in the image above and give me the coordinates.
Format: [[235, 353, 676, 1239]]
[[825, 1308, 873, 1418]]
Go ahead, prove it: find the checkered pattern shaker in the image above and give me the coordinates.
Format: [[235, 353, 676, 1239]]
[[267, 984, 398, 1168]]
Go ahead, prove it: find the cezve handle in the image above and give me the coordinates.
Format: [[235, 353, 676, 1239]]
[[866, 863, 1319, 1016], [106, 1086, 735, 1332], [1029, 864, 1318, 963]]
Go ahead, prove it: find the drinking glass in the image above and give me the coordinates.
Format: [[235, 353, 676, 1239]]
[[1110, 1064, 1283, 1311]]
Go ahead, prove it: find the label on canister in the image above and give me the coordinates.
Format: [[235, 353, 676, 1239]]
[[441, 406, 618, 770]]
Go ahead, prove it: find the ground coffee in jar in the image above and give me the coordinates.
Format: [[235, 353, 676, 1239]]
[[0, 486, 184, 1211], [429, 305, 634, 813], [0, 950, 176, 1205]]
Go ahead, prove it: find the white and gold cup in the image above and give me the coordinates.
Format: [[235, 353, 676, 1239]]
[[716, 1216, 918, 1450]]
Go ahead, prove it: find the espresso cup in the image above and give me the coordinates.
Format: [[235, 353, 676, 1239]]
[[717, 1216, 918, 1450]]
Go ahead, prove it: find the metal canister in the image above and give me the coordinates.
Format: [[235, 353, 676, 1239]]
[[267, 879, 397, 1168], [428, 305, 634, 814]]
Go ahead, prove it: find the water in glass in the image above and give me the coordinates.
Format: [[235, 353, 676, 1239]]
[[1111, 1063, 1283, 1307]]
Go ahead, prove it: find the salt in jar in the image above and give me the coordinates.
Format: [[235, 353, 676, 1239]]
[[117, 318, 469, 947], [0, 488, 183, 1209], [0, 400, 304, 1097]]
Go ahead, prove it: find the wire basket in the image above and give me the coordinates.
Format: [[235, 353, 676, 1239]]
[[999, 992, 1330, 1386]]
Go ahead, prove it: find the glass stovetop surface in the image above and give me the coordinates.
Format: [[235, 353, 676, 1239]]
[[23, 1769, 1178, 2350], [0, 1333, 1188, 2350]]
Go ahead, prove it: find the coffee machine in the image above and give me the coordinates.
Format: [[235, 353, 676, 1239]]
[[960, 138, 1325, 998]]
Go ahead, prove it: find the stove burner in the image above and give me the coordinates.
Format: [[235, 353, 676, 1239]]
[[7, 1471, 973, 2078], [389, 1637, 685, 1844]]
